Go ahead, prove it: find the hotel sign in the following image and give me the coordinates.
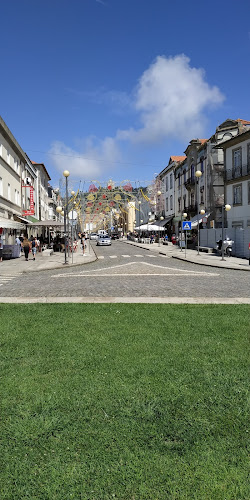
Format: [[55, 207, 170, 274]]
[[22, 185, 35, 216]]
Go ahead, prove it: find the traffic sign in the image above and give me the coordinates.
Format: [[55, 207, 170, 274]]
[[202, 216, 208, 223], [182, 221, 191, 230]]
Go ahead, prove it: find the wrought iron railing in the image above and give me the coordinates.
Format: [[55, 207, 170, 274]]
[[225, 163, 250, 180]]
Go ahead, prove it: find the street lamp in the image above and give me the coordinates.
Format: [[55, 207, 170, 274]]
[[158, 216, 164, 246], [138, 200, 141, 238], [56, 205, 67, 264], [195, 170, 202, 255], [221, 204, 231, 261]]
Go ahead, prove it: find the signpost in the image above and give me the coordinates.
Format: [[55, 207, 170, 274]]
[[182, 221, 191, 258]]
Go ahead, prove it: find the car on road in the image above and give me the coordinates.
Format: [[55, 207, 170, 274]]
[[90, 233, 99, 240], [111, 233, 119, 240], [96, 234, 112, 246]]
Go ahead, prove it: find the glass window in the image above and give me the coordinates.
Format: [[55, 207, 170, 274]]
[[183, 169, 186, 182], [178, 174, 181, 187], [170, 195, 173, 210], [200, 159, 204, 173], [191, 164, 195, 180], [0, 177, 2, 196], [233, 184, 242, 205], [170, 174, 173, 189], [233, 149, 241, 168], [248, 181, 250, 204], [178, 197, 181, 211], [247, 144, 250, 169], [8, 183, 11, 200], [166, 197, 168, 211], [166, 177, 168, 191]]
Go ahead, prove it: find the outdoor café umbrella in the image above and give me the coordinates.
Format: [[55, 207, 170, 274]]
[[135, 223, 165, 231]]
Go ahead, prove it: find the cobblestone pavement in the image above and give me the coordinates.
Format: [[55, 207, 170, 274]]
[[0, 241, 249, 299]]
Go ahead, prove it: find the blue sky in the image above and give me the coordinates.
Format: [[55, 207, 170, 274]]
[[1, 0, 250, 190]]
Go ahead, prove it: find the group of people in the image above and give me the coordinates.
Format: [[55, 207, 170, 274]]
[[19, 235, 40, 261]]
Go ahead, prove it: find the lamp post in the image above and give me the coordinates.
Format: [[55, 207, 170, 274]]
[[195, 170, 202, 255], [56, 205, 67, 264], [70, 190, 75, 264], [138, 200, 141, 238], [63, 169, 70, 259], [158, 216, 164, 246], [221, 204, 231, 261], [183, 212, 187, 257]]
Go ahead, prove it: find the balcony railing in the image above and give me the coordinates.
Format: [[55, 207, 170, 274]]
[[225, 163, 250, 181], [184, 177, 196, 188]]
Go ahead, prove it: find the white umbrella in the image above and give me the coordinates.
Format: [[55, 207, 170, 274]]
[[135, 223, 165, 231]]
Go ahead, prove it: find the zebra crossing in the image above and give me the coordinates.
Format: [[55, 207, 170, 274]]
[[97, 254, 164, 260], [0, 273, 22, 287]]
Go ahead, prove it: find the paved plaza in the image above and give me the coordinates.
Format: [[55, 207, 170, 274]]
[[0, 240, 249, 303]]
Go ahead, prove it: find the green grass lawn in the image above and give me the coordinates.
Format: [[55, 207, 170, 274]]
[[0, 304, 249, 500]]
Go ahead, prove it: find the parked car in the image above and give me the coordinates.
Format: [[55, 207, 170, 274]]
[[96, 234, 112, 246], [111, 233, 119, 240], [90, 233, 99, 240]]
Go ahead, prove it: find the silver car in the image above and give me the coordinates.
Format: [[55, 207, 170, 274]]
[[96, 234, 111, 246], [90, 233, 99, 240]]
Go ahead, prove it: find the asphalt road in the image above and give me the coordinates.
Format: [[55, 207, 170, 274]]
[[0, 241, 249, 298]]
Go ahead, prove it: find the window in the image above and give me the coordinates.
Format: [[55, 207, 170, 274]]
[[233, 148, 242, 177], [170, 173, 173, 189], [8, 183, 11, 200], [200, 159, 204, 173], [183, 195, 186, 209], [7, 149, 10, 165], [247, 144, 250, 170], [166, 177, 168, 191], [178, 197, 181, 211], [233, 148, 241, 168], [166, 197, 168, 211], [0, 143, 2, 157], [191, 164, 195, 180], [183, 169, 186, 182], [248, 181, 250, 204], [15, 189, 18, 205], [233, 184, 242, 205], [0, 177, 2, 195], [178, 173, 181, 187], [170, 195, 173, 210]]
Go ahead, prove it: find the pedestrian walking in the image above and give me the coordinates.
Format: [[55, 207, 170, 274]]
[[22, 237, 31, 261], [0, 235, 3, 262], [31, 237, 37, 260], [15, 236, 22, 256], [81, 233, 86, 255]]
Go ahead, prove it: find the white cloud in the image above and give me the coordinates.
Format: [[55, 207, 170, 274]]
[[51, 54, 225, 178], [49, 136, 120, 179], [118, 54, 225, 143]]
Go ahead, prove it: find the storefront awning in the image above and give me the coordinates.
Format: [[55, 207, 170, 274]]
[[156, 215, 174, 227], [191, 213, 210, 228], [0, 217, 26, 230], [27, 219, 64, 227]]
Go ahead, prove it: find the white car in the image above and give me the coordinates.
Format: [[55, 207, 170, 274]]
[[96, 234, 111, 246], [89, 233, 99, 240]]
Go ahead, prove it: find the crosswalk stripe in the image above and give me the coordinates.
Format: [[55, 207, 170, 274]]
[[110, 255, 117, 258], [121, 255, 130, 257]]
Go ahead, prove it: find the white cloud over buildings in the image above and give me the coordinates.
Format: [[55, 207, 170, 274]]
[[51, 54, 225, 178]]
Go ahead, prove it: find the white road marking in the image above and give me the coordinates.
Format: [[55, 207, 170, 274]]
[[52, 261, 219, 278], [51, 273, 219, 277], [121, 255, 130, 257], [110, 255, 117, 258]]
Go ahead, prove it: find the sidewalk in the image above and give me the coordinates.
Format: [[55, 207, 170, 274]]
[[0, 241, 97, 275], [124, 240, 250, 271]]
